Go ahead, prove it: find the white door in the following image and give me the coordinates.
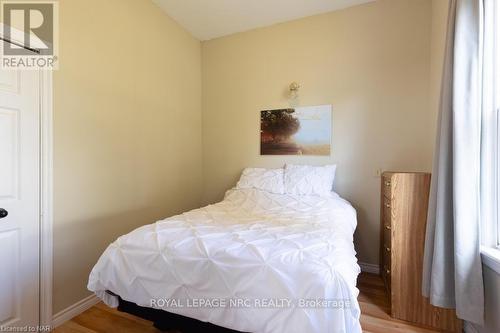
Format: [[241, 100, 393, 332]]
[[0, 68, 40, 328]]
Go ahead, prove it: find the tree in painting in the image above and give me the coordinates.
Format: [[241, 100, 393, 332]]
[[260, 109, 301, 154], [260, 109, 300, 142]]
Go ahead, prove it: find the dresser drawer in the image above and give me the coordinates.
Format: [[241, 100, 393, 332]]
[[383, 196, 392, 221], [382, 243, 392, 277], [382, 176, 393, 199], [381, 264, 391, 295], [383, 223, 392, 247], [382, 242, 391, 262]]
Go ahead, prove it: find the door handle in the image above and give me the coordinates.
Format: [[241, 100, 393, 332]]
[[0, 208, 8, 219]]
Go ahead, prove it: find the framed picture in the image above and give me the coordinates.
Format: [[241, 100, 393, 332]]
[[260, 105, 332, 156]]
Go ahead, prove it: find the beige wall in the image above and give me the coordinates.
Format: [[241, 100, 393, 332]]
[[202, 0, 434, 265], [53, 0, 202, 313], [429, 0, 449, 149]]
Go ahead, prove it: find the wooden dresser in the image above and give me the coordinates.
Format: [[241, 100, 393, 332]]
[[380, 172, 461, 332]]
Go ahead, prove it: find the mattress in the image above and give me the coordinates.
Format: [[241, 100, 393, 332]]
[[88, 188, 362, 333]]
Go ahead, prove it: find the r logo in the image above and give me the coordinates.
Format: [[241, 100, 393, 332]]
[[2, 2, 55, 55]]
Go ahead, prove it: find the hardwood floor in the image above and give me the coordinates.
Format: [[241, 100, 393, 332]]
[[54, 273, 441, 333]]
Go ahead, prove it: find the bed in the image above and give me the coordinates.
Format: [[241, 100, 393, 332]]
[[88, 166, 362, 333]]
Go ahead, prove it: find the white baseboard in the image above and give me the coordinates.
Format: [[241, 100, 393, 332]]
[[359, 262, 380, 275], [52, 294, 100, 328]]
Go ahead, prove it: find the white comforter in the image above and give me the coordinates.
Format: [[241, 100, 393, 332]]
[[88, 188, 361, 333]]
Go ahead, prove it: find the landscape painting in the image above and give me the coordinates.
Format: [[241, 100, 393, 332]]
[[260, 105, 332, 155]]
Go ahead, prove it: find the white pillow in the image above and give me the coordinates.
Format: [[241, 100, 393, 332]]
[[284, 164, 336, 196], [236, 168, 285, 194]]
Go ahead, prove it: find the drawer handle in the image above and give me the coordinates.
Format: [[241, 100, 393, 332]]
[[385, 246, 391, 252], [386, 269, 390, 275], [385, 225, 391, 230], [384, 181, 391, 187], [385, 203, 391, 208]]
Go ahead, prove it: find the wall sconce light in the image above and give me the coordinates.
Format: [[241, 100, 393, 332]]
[[289, 82, 300, 99]]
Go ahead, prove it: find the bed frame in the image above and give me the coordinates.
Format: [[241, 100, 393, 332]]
[[117, 297, 246, 333]]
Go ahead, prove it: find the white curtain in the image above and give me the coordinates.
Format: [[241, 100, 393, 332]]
[[422, 0, 496, 325]]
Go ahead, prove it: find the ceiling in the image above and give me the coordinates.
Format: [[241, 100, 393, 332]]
[[153, 0, 375, 41]]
